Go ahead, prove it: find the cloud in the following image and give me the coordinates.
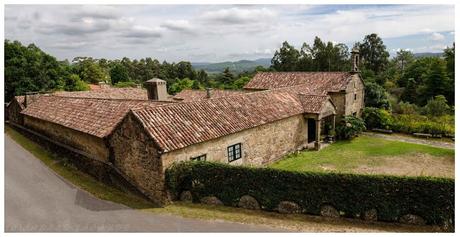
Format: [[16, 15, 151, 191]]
[[160, 20, 195, 34], [200, 7, 277, 25], [119, 25, 162, 39], [36, 20, 111, 35], [430, 32, 445, 41]]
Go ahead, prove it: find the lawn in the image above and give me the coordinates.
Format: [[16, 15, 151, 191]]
[[270, 135, 454, 178]]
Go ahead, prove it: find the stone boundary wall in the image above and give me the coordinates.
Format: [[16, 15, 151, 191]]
[[6, 123, 154, 205]]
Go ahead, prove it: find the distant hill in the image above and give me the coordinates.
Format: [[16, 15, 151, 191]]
[[413, 52, 443, 58], [192, 58, 271, 73]]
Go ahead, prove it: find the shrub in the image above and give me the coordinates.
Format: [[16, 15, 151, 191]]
[[114, 81, 139, 88], [335, 116, 366, 140], [391, 114, 454, 136], [362, 107, 393, 130], [423, 95, 451, 117], [166, 161, 454, 226], [395, 101, 419, 115]]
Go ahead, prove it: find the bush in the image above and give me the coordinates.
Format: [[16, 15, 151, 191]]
[[166, 161, 454, 225], [362, 107, 393, 130], [394, 101, 419, 115], [391, 114, 454, 136], [422, 95, 451, 117], [335, 116, 366, 140]]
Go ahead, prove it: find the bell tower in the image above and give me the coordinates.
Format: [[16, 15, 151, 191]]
[[351, 47, 360, 73]]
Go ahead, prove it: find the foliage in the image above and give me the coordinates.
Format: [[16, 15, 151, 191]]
[[64, 74, 90, 91], [114, 81, 139, 88], [422, 95, 451, 117], [335, 116, 366, 140], [110, 63, 130, 85], [233, 76, 251, 89], [74, 58, 108, 83], [394, 101, 419, 115], [166, 161, 454, 226], [391, 114, 454, 136], [444, 44, 455, 79], [355, 33, 390, 74], [271, 41, 300, 71], [364, 82, 390, 109], [169, 78, 194, 94], [5, 40, 68, 101], [362, 107, 393, 129]]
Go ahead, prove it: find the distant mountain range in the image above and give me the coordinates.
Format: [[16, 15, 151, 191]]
[[192, 52, 443, 74], [192, 58, 271, 74]]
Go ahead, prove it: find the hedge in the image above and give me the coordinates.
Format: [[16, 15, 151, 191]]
[[166, 161, 454, 226]]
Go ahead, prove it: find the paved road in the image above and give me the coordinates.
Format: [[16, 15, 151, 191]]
[[4, 135, 280, 232]]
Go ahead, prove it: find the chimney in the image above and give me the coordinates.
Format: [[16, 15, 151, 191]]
[[98, 81, 110, 89], [351, 47, 360, 73], [144, 78, 168, 101], [206, 88, 212, 99]]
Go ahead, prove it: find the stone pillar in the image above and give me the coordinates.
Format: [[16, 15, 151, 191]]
[[315, 119, 321, 150]]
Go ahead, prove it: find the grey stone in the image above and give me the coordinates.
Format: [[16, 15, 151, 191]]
[[179, 191, 193, 203], [238, 195, 260, 210], [362, 208, 378, 221], [200, 196, 223, 206], [277, 201, 302, 214], [399, 214, 426, 225], [320, 205, 340, 218]]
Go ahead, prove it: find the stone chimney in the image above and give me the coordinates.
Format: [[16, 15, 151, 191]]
[[144, 78, 168, 101], [351, 47, 360, 72], [206, 88, 212, 99]]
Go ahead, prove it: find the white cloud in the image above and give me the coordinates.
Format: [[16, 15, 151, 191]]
[[430, 32, 445, 41], [200, 7, 277, 25]]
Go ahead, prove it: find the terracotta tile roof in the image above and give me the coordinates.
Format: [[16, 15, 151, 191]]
[[172, 89, 247, 102], [53, 87, 149, 100], [132, 89, 332, 152], [244, 72, 353, 93], [14, 96, 26, 109], [298, 94, 331, 114], [21, 95, 168, 138]]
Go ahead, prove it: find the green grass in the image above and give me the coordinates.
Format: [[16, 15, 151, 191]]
[[270, 135, 454, 173], [5, 125, 155, 209]]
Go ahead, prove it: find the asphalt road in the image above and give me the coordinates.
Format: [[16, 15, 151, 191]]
[[4, 135, 280, 232]]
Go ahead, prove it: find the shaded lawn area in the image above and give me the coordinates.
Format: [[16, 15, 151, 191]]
[[270, 135, 455, 178]]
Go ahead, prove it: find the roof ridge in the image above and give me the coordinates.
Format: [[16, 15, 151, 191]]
[[50, 94, 176, 103]]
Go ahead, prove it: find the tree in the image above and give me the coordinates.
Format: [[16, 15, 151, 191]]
[[110, 63, 130, 85], [401, 78, 417, 104], [5, 40, 68, 101], [444, 43, 455, 79], [75, 59, 107, 83], [219, 67, 235, 87], [233, 76, 251, 89], [169, 78, 194, 94], [364, 82, 390, 109], [64, 74, 89, 91], [356, 33, 390, 75], [419, 59, 450, 105], [394, 49, 415, 73], [271, 41, 300, 71]]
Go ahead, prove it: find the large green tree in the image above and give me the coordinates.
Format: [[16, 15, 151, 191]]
[[271, 41, 300, 71], [356, 33, 390, 75], [110, 63, 130, 85]]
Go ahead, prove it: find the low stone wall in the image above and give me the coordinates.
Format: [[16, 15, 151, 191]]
[[23, 116, 109, 162], [7, 123, 152, 204]]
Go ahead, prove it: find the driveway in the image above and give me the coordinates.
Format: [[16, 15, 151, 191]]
[[4, 135, 280, 232]]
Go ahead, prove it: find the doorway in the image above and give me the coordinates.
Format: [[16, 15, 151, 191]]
[[308, 118, 316, 143]]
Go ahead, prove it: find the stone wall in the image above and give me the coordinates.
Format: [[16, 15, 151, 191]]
[[162, 115, 307, 169], [108, 112, 168, 206], [7, 99, 24, 125], [344, 74, 365, 117], [23, 116, 109, 162]]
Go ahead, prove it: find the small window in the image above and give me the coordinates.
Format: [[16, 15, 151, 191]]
[[191, 154, 206, 161], [227, 143, 242, 162], [354, 93, 357, 100], [353, 112, 357, 117]]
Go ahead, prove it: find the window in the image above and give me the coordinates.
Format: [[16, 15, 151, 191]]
[[354, 93, 357, 100], [191, 154, 206, 161], [227, 143, 242, 162]]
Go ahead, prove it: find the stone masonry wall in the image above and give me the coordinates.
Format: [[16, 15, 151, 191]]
[[23, 116, 109, 161], [7, 100, 24, 125], [344, 74, 365, 117], [162, 114, 307, 170], [108, 112, 168, 206]]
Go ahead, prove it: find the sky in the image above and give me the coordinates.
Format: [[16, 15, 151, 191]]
[[4, 4, 455, 63]]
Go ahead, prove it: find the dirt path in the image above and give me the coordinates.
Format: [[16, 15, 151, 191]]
[[363, 132, 455, 150]]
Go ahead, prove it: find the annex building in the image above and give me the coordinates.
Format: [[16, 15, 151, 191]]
[[7, 53, 364, 205]]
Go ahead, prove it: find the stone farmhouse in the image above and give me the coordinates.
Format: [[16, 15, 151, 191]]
[[7, 51, 364, 205]]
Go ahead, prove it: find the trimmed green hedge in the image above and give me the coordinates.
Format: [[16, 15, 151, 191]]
[[166, 161, 454, 225]]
